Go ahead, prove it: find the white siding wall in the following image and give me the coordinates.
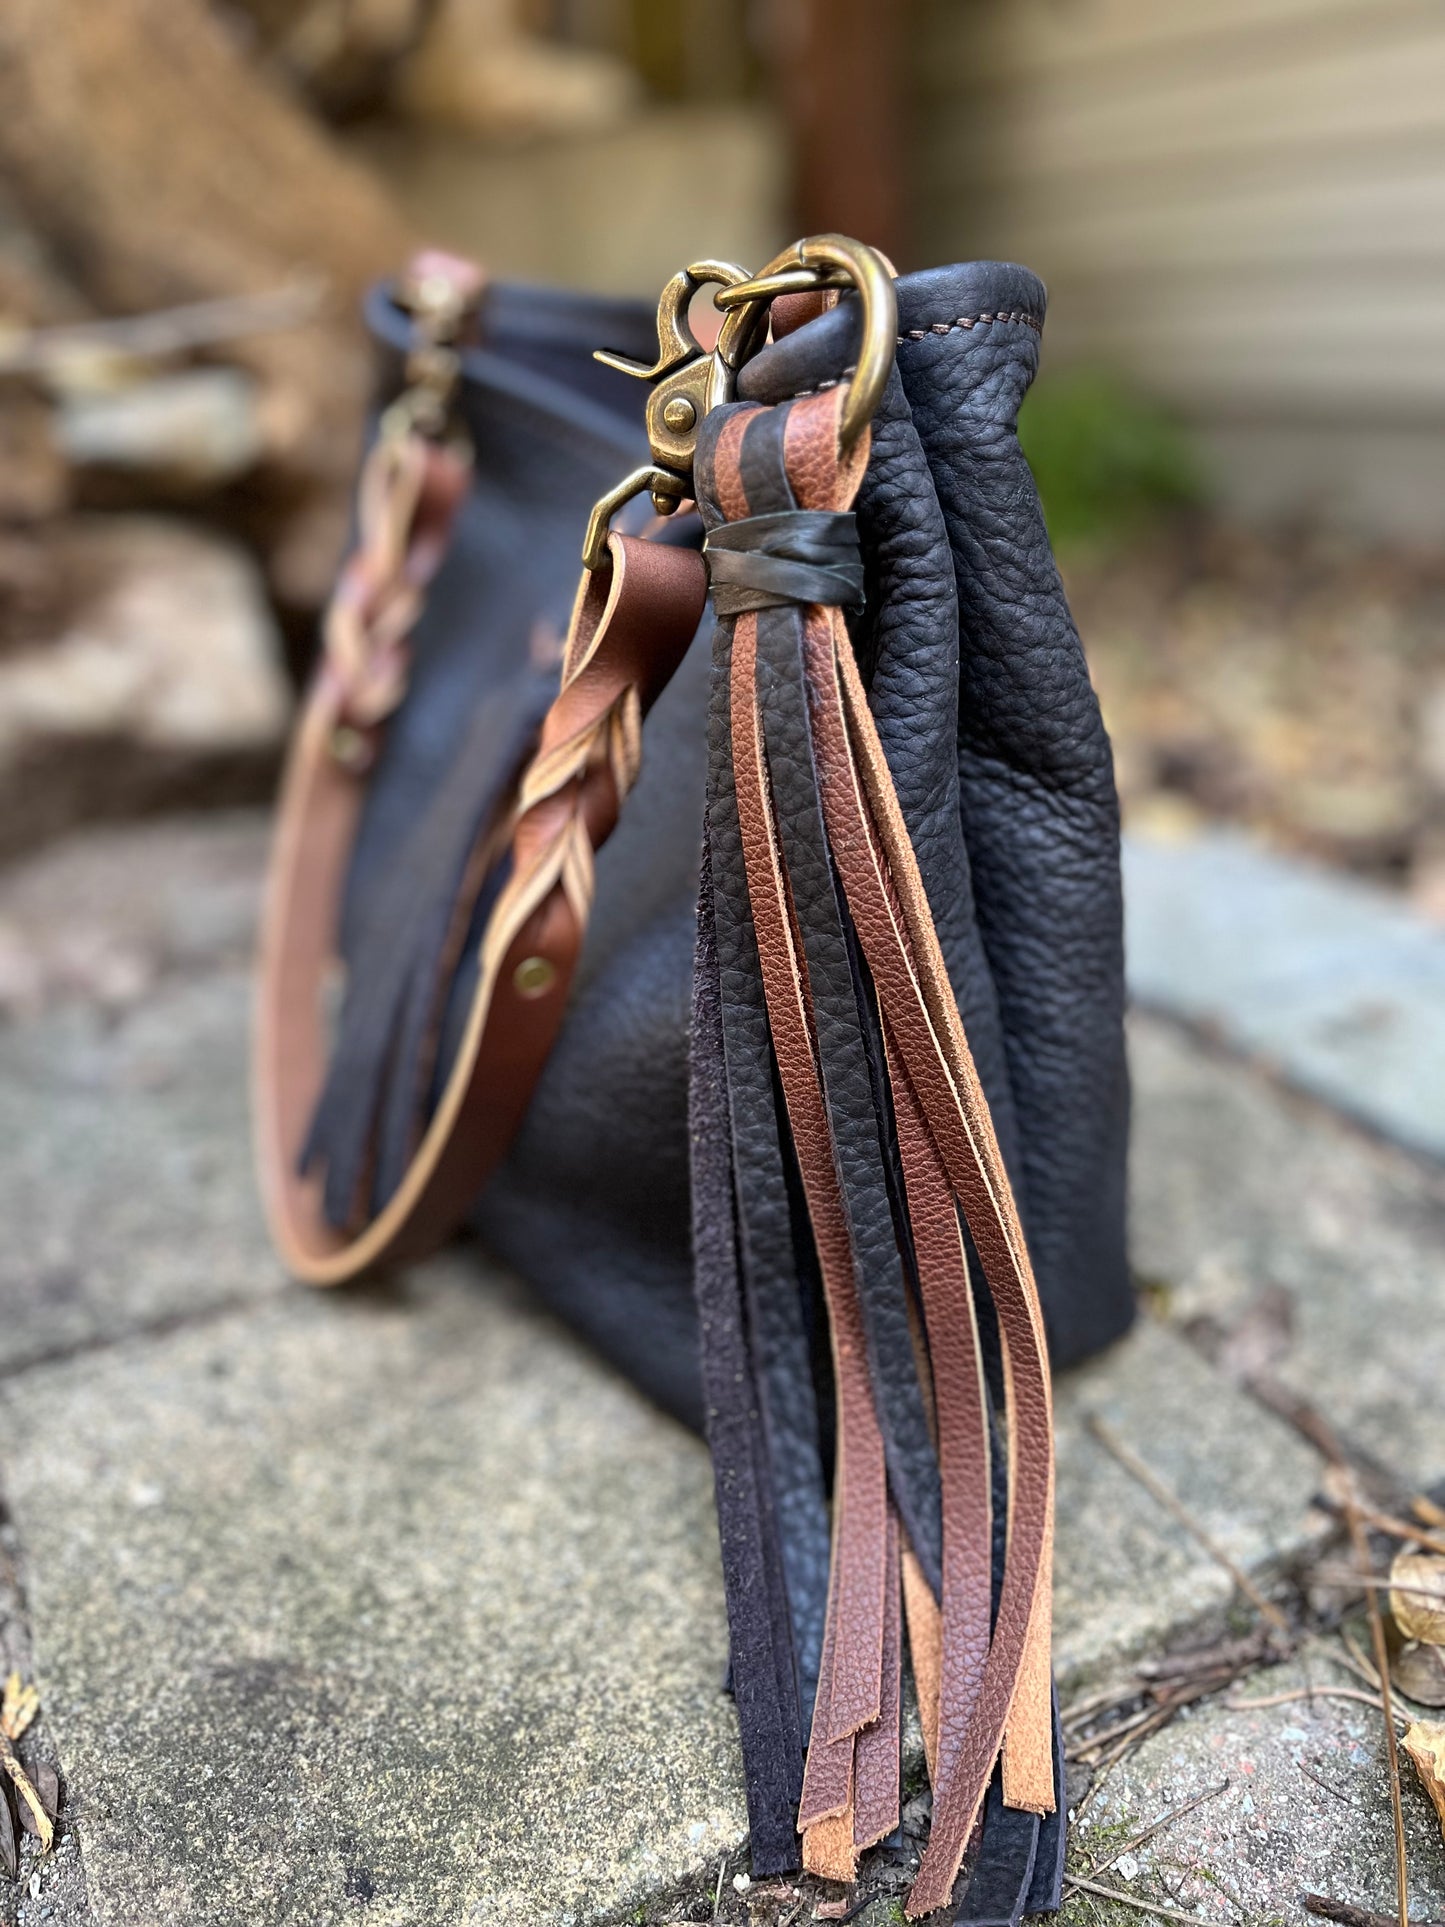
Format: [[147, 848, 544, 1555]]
[[917, 0, 1445, 539]]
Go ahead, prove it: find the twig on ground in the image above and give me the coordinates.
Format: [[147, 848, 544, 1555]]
[[1063, 1680, 1132, 1729], [1072, 1701, 1168, 1764], [1340, 1477, 1412, 1927], [1086, 1415, 1293, 1639], [1243, 1374, 1355, 1472], [1136, 1635, 1274, 1682], [1088, 1710, 1178, 1778], [1312, 1567, 1445, 1602], [0, 1674, 53, 1854], [1341, 1630, 1384, 1691], [1068, 1631, 1277, 1810], [1224, 1685, 1401, 1722], [1296, 1760, 1353, 1805], [1316, 1495, 1445, 1562], [1067, 1874, 1216, 1925], [1304, 1894, 1445, 1927], [712, 1855, 727, 1923]]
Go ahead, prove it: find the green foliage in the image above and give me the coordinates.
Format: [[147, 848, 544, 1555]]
[[1018, 368, 1206, 551]]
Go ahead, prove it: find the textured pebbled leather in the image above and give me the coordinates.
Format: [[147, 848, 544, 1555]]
[[739, 264, 1132, 1372], [336, 260, 1132, 1429]]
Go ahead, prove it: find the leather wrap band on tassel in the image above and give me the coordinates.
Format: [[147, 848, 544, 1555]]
[[689, 384, 1058, 1921], [704, 510, 865, 617]]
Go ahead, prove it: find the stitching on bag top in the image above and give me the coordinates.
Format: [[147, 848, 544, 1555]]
[[786, 309, 1044, 397], [902, 308, 1042, 342]]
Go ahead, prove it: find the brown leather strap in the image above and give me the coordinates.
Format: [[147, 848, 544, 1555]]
[[887, 1032, 994, 1796], [254, 508, 706, 1285], [730, 591, 890, 1750]]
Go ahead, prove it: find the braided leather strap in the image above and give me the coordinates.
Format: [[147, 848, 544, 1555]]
[[254, 440, 705, 1282]]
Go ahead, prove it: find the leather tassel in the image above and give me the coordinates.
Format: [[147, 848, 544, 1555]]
[[691, 386, 1059, 1918], [302, 660, 554, 1223], [691, 836, 807, 1874]]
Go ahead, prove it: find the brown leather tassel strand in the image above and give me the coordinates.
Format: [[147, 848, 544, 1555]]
[[711, 386, 1057, 1916], [731, 601, 892, 1878], [803, 578, 1057, 1913]]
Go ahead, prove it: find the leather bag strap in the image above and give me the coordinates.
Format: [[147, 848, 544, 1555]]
[[254, 414, 706, 1286]]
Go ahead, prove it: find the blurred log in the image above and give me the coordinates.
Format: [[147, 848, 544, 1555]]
[[58, 370, 265, 496], [0, 0, 414, 612], [393, 0, 639, 140], [224, 0, 637, 140], [219, 0, 436, 119], [0, 517, 290, 866], [0, 382, 68, 523]]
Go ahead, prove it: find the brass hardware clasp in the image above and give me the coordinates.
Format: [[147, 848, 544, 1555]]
[[582, 260, 753, 571], [580, 236, 898, 572]]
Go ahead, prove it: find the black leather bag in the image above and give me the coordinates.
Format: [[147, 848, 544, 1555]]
[[315, 259, 1132, 1417], [258, 244, 1133, 1920]]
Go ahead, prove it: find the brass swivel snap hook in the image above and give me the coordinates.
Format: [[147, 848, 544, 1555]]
[[581, 259, 751, 571], [580, 236, 898, 573]]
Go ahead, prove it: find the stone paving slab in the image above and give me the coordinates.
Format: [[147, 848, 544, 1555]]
[[1053, 1319, 1325, 1687], [0, 973, 286, 1379], [1064, 1659, 1445, 1927], [1131, 1016, 1445, 1493], [0, 817, 277, 1381], [0, 861, 1336, 1926], [0, 1283, 1330, 1924], [1, 815, 1438, 1926], [1124, 826, 1445, 1161], [0, 814, 266, 1023], [0, 1271, 742, 1927]]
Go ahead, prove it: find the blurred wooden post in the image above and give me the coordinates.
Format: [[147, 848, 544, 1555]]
[[769, 0, 907, 264]]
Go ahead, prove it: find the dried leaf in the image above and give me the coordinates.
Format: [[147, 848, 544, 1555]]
[[0, 1674, 39, 1744], [15, 1763, 58, 1837], [1390, 1551, 1445, 1646], [1402, 1721, 1445, 1842], [0, 1744, 52, 1855], [1395, 1640, 1445, 1709], [0, 1781, 16, 1879]]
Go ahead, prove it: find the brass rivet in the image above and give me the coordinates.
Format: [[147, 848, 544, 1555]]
[[661, 395, 697, 433], [329, 723, 371, 772], [513, 955, 557, 999]]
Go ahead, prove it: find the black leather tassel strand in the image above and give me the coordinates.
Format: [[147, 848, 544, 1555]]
[[704, 607, 833, 1733], [691, 834, 807, 1874]]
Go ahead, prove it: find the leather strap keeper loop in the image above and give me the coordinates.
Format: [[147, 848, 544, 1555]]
[[704, 509, 864, 616]]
